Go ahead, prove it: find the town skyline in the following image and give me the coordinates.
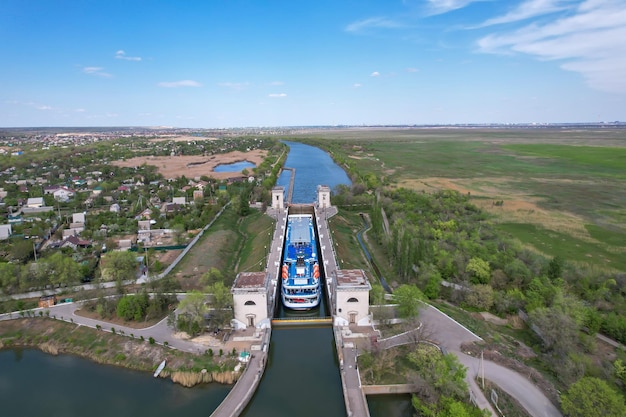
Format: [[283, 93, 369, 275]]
[[2, 0, 625, 127]]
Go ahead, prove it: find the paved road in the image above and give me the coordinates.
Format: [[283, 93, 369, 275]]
[[4, 297, 210, 354], [378, 303, 562, 417]]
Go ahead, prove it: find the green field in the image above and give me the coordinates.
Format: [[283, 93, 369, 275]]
[[293, 127, 626, 271], [497, 223, 626, 271]]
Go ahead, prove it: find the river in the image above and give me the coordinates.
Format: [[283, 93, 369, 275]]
[[0, 141, 409, 416]]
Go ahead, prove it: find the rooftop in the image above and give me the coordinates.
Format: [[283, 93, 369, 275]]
[[336, 269, 370, 288], [232, 272, 268, 290]]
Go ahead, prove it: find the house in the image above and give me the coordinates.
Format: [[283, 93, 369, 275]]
[[0, 224, 12, 240], [138, 220, 151, 231], [38, 295, 57, 308], [193, 190, 204, 201], [44, 185, 61, 194], [231, 272, 271, 329], [333, 269, 372, 326], [118, 239, 133, 250], [110, 203, 120, 213], [0, 188, 7, 199], [60, 235, 91, 250], [53, 187, 74, 202], [26, 197, 44, 208], [164, 203, 180, 214], [172, 196, 186, 205], [72, 213, 86, 224], [137, 208, 153, 219]]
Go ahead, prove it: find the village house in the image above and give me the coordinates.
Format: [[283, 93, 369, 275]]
[[0, 224, 12, 240], [26, 197, 44, 208], [60, 235, 91, 250], [53, 186, 75, 202]]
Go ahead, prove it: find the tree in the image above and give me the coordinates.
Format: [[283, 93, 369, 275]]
[[46, 252, 82, 287], [177, 290, 208, 335], [100, 251, 137, 293], [369, 283, 386, 305], [561, 377, 626, 417], [201, 267, 224, 286], [206, 281, 232, 329], [547, 256, 563, 281], [393, 284, 424, 319], [466, 257, 491, 285], [0, 262, 19, 294], [465, 284, 494, 311]]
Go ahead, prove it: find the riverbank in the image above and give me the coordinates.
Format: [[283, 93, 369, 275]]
[[0, 318, 240, 387]]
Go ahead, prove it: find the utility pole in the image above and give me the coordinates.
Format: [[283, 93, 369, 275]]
[[481, 350, 485, 390]]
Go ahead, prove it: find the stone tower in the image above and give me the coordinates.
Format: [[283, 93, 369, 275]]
[[317, 185, 331, 208], [271, 186, 285, 210]]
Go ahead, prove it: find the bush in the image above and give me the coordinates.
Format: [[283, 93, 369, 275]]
[[149, 337, 155, 345]]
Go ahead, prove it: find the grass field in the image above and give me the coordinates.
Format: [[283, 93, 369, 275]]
[[327, 210, 371, 271], [295, 127, 626, 271], [171, 206, 275, 290]]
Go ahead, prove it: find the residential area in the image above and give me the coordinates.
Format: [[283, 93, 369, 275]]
[[0, 128, 284, 300]]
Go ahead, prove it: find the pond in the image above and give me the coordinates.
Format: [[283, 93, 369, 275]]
[[213, 160, 256, 173]]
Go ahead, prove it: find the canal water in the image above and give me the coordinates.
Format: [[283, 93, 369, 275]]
[[0, 141, 408, 416], [276, 140, 351, 203]]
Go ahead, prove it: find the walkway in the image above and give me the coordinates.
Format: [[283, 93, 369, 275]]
[[210, 329, 271, 417], [317, 205, 371, 417]]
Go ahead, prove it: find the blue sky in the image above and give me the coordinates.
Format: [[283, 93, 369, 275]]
[[1, 0, 625, 127]]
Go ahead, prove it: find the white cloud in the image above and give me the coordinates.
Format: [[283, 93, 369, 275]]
[[345, 17, 405, 33], [477, 0, 626, 93], [83, 66, 112, 78], [268, 93, 287, 98], [406, 67, 419, 72], [37, 105, 52, 110], [370, 71, 381, 77], [269, 81, 284, 86], [75, 108, 86, 112], [115, 50, 142, 61], [158, 80, 202, 88], [427, 0, 484, 15], [479, 0, 573, 27], [353, 83, 363, 88]]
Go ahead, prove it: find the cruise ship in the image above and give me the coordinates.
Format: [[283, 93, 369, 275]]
[[281, 214, 321, 310]]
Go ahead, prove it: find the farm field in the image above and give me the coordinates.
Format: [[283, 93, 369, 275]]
[[292, 127, 626, 271]]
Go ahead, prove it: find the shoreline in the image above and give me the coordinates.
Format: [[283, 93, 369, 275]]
[[0, 317, 240, 388]]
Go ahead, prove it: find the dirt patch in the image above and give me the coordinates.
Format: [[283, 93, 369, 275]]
[[397, 176, 591, 240], [479, 312, 509, 326], [111, 150, 267, 180]]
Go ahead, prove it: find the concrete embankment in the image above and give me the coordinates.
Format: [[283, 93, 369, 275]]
[[209, 328, 271, 417], [362, 384, 419, 395]]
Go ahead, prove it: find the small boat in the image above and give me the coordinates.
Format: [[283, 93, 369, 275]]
[[154, 359, 166, 378]]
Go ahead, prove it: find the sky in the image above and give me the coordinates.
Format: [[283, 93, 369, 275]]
[[1, 0, 625, 127]]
